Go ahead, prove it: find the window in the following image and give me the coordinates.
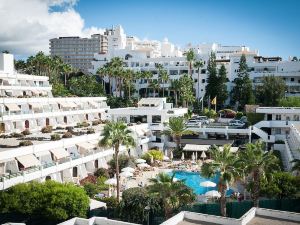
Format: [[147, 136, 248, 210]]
[[202, 79, 205, 83], [294, 115, 299, 121], [275, 128, 281, 135], [130, 115, 147, 123], [291, 78, 295, 82], [201, 69, 206, 74], [152, 115, 161, 123], [275, 115, 281, 120]]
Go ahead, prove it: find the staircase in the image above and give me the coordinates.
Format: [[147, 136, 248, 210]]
[[251, 126, 275, 143]]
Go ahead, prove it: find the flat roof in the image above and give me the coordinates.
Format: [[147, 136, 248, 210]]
[[247, 215, 299, 225], [177, 219, 219, 225]]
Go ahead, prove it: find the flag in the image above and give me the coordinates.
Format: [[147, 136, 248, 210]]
[[211, 97, 217, 105]]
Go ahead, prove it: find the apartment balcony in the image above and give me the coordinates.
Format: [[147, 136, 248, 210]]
[[149, 123, 164, 131], [0, 148, 115, 190], [1, 108, 106, 121]]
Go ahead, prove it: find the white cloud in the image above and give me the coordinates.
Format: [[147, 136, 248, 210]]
[[0, 0, 104, 57]]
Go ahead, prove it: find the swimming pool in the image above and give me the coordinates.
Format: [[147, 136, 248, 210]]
[[168, 170, 234, 195]]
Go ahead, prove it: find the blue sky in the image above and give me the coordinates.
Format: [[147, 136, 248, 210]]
[[74, 0, 300, 59]]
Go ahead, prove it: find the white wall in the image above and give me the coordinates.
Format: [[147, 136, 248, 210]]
[[0, 53, 14, 74]]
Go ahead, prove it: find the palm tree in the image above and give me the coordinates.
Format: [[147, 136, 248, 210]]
[[123, 69, 134, 99], [109, 57, 124, 96], [201, 144, 240, 217], [149, 79, 159, 97], [194, 60, 204, 103], [163, 117, 193, 150], [237, 141, 279, 207], [160, 69, 169, 97], [96, 66, 108, 92], [148, 173, 195, 218], [143, 71, 153, 97], [184, 49, 196, 77], [291, 159, 300, 173], [99, 121, 135, 202], [134, 71, 143, 99], [170, 79, 181, 107]]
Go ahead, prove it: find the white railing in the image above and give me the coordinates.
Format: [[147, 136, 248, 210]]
[[252, 126, 275, 143]]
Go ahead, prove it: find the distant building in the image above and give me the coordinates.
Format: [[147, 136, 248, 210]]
[[49, 33, 108, 73]]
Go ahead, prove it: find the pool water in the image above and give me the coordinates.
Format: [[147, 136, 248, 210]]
[[168, 170, 234, 195]]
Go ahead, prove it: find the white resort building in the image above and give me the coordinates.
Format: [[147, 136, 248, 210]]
[[87, 25, 300, 100], [0, 53, 187, 190]]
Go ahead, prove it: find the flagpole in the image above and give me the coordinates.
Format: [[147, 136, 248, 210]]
[[215, 98, 217, 112]]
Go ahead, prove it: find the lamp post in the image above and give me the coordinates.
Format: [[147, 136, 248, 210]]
[[144, 205, 150, 225]]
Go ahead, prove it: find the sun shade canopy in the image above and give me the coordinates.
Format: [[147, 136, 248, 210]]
[[16, 154, 41, 168], [183, 144, 210, 151], [138, 98, 161, 107], [50, 148, 70, 159], [5, 103, 21, 111]]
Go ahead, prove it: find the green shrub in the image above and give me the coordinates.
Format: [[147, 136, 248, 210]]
[[235, 111, 244, 119], [201, 108, 217, 118], [0, 181, 89, 220], [19, 140, 33, 146], [142, 150, 164, 164], [21, 129, 31, 136], [101, 196, 119, 209], [83, 182, 98, 198], [41, 126, 53, 133], [92, 120, 100, 126], [82, 121, 89, 127], [87, 128, 95, 134], [51, 133, 61, 141], [94, 168, 109, 178], [62, 132, 72, 138], [108, 155, 135, 175], [246, 112, 264, 125], [11, 132, 24, 138], [119, 187, 162, 224]]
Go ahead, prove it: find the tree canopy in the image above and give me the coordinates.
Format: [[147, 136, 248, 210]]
[[0, 181, 89, 221], [231, 54, 255, 109], [255, 75, 286, 106]]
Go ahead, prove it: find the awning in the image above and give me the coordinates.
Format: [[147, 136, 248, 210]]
[[31, 90, 40, 96], [219, 146, 239, 153], [34, 150, 51, 157], [16, 154, 41, 168], [5, 103, 21, 111], [58, 101, 71, 108], [88, 140, 99, 145], [183, 144, 210, 151], [90, 199, 106, 210], [29, 102, 43, 109], [138, 98, 161, 106], [50, 148, 70, 159], [76, 142, 96, 152], [67, 101, 77, 108], [89, 101, 99, 108]]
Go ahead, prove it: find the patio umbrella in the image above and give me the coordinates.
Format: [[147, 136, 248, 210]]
[[135, 158, 146, 164], [205, 190, 221, 198], [195, 151, 198, 161], [137, 163, 150, 168], [170, 151, 173, 160], [181, 152, 185, 161], [192, 152, 195, 161], [121, 167, 135, 173], [201, 151, 207, 160], [104, 178, 117, 186], [200, 181, 216, 188], [163, 156, 170, 161], [120, 171, 133, 178], [150, 155, 154, 164]]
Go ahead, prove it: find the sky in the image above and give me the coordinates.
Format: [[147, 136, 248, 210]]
[[0, 0, 299, 59]]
